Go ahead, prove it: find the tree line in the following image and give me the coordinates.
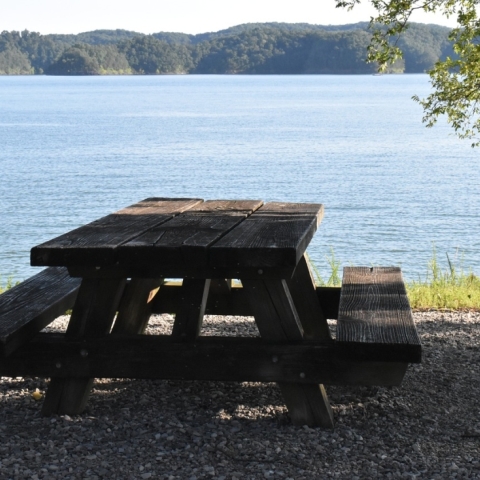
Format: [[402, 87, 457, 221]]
[[0, 22, 454, 75]]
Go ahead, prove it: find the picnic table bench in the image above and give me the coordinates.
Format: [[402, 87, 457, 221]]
[[0, 198, 421, 427]]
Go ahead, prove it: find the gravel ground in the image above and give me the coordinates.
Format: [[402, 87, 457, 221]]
[[1, 311, 479, 479]]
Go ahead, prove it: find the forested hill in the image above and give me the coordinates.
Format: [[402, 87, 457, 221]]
[[0, 22, 454, 75]]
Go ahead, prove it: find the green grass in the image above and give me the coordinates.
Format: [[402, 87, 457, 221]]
[[308, 249, 342, 287], [308, 248, 480, 311], [406, 250, 480, 311], [0, 277, 17, 294]]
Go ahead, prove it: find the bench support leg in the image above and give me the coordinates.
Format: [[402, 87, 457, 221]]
[[112, 278, 163, 335], [171, 279, 211, 341], [287, 255, 332, 342], [41, 277, 126, 416], [279, 383, 333, 427], [242, 278, 334, 428]]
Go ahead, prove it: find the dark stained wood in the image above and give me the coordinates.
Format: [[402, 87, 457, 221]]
[[0, 267, 80, 357], [65, 278, 127, 338], [171, 279, 211, 342], [337, 267, 422, 363], [41, 277, 126, 416], [151, 282, 253, 316], [242, 278, 334, 428], [209, 203, 324, 270], [41, 377, 93, 416], [209, 279, 233, 294], [67, 264, 301, 282], [279, 384, 334, 428], [316, 287, 341, 320], [150, 283, 341, 318], [285, 255, 333, 426], [253, 202, 324, 217], [12, 200, 421, 426], [287, 255, 332, 342], [112, 278, 163, 334], [31, 198, 202, 267], [241, 279, 304, 341], [117, 215, 247, 268], [185, 200, 263, 215], [0, 333, 409, 386]]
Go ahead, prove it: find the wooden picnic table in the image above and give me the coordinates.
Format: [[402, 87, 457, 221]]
[[0, 198, 422, 428]]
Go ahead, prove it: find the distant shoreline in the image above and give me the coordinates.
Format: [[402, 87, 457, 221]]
[[1, 22, 451, 75]]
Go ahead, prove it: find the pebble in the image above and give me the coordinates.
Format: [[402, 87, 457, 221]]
[[0, 311, 479, 478]]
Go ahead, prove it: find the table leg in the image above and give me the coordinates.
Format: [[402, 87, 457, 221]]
[[112, 278, 163, 334], [287, 255, 332, 342], [171, 278, 211, 341], [209, 279, 233, 294], [41, 277, 126, 416], [242, 278, 334, 428]]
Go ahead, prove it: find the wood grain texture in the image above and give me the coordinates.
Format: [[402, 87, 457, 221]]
[[0, 333, 409, 386], [209, 203, 324, 269], [41, 276, 126, 416], [0, 267, 80, 356], [337, 267, 421, 363], [151, 283, 252, 316], [118, 214, 246, 268], [65, 278, 127, 338], [287, 255, 332, 342], [111, 278, 163, 335], [149, 283, 342, 318], [241, 279, 304, 341], [253, 202, 324, 220], [31, 198, 202, 267], [285, 255, 333, 425], [185, 200, 263, 215], [242, 278, 334, 427], [31, 199, 323, 274]]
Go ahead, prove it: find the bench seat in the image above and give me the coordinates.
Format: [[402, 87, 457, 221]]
[[0, 267, 81, 356], [337, 266, 421, 363]]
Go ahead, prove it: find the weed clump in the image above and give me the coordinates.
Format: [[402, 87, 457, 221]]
[[308, 248, 480, 311], [406, 250, 480, 310]]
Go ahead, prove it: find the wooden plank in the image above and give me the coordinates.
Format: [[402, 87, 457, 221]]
[[0, 267, 80, 357], [150, 282, 252, 316], [111, 278, 163, 335], [117, 214, 247, 268], [41, 277, 126, 416], [287, 255, 332, 342], [0, 333, 409, 386], [316, 287, 341, 320], [279, 384, 334, 428], [185, 200, 263, 215], [150, 283, 341, 318], [337, 267, 422, 363], [242, 278, 334, 428], [241, 279, 304, 341], [171, 279, 210, 342], [209, 279, 233, 294], [209, 202, 324, 270], [285, 255, 333, 426], [252, 202, 324, 217], [31, 198, 202, 267], [64, 278, 127, 338]]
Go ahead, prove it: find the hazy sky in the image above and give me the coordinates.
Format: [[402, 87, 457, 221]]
[[2, 0, 458, 35]]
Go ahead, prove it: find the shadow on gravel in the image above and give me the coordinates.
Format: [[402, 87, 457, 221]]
[[1, 312, 479, 479]]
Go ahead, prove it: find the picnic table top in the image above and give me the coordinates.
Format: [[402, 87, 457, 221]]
[[31, 198, 324, 276]]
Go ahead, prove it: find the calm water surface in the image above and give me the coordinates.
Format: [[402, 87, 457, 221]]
[[0, 75, 478, 282]]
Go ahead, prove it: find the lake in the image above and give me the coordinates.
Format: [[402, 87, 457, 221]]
[[0, 74, 478, 283]]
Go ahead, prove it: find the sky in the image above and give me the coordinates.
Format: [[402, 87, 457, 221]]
[[1, 0, 459, 35]]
